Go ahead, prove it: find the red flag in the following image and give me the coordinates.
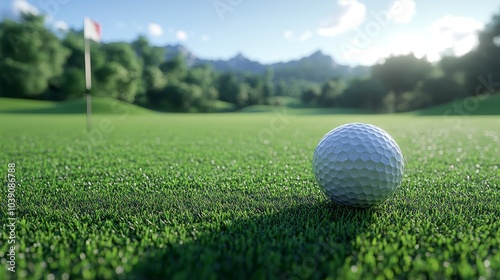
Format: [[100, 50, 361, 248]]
[[84, 17, 101, 42]]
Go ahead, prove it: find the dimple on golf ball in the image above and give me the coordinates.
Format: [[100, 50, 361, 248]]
[[312, 123, 404, 207]]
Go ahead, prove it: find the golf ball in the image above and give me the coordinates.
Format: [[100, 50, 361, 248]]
[[312, 123, 404, 207]]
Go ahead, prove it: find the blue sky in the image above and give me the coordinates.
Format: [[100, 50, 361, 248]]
[[1, 0, 499, 66]]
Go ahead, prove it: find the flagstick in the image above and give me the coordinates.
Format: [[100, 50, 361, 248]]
[[84, 34, 92, 132], [86, 90, 92, 131]]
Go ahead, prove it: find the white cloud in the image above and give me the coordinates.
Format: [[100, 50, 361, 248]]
[[148, 23, 164, 37], [387, 33, 428, 58], [389, 0, 416, 23], [176, 30, 188, 41], [299, 31, 313, 42], [342, 33, 434, 65], [342, 46, 387, 66], [13, 0, 38, 16], [53, 20, 69, 31], [343, 16, 484, 66], [283, 30, 293, 40], [429, 16, 483, 59], [317, 0, 366, 37], [201, 34, 209, 41]]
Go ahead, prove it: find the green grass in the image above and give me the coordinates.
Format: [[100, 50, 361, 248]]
[[238, 105, 368, 115], [415, 93, 500, 115], [268, 96, 303, 107], [0, 97, 154, 115], [213, 100, 236, 112], [0, 97, 57, 111], [1, 112, 499, 279]]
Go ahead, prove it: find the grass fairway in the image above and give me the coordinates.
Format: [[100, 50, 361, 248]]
[[0, 98, 57, 111], [0, 97, 154, 115], [415, 94, 500, 115], [1, 111, 500, 279]]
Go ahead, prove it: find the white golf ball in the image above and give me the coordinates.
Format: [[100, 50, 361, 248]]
[[312, 123, 404, 207]]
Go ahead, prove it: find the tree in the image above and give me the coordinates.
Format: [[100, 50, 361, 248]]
[[146, 58, 218, 112], [263, 68, 275, 103], [142, 65, 167, 106], [157, 80, 204, 112], [0, 14, 69, 98], [160, 55, 187, 81], [144, 65, 166, 92], [217, 72, 240, 104], [236, 83, 251, 108], [318, 79, 344, 107], [340, 78, 389, 112], [185, 64, 218, 111], [57, 67, 86, 100], [132, 36, 166, 103], [50, 29, 106, 100], [97, 43, 142, 102], [416, 57, 467, 106], [301, 85, 321, 105], [244, 74, 264, 105], [372, 54, 433, 112], [462, 10, 500, 96], [412, 76, 459, 107], [477, 11, 500, 76], [132, 35, 165, 67]]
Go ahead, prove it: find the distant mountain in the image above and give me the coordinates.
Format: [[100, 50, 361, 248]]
[[203, 53, 267, 73], [163, 45, 370, 83], [271, 50, 350, 83]]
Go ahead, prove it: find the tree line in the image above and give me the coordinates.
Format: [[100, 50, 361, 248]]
[[0, 14, 287, 112], [302, 11, 500, 112], [1, 11, 499, 113]]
